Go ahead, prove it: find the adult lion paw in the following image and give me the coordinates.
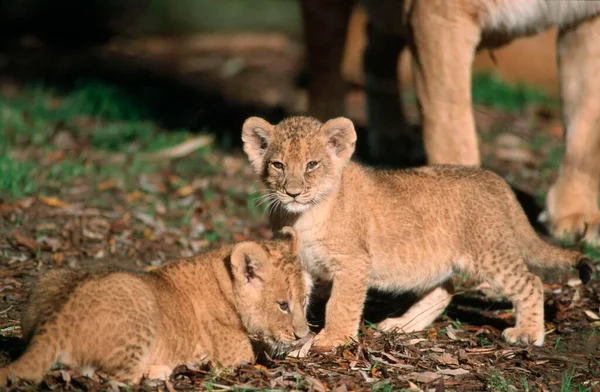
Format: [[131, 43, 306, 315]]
[[547, 213, 600, 246], [502, 326, 544, 347]]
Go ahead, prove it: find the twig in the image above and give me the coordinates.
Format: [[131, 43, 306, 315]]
[[0, 306, 13, 315]]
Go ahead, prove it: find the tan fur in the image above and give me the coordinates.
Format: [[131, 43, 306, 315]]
[[0, 229, 309, 386], [242, 115, 593, 348], [301, 0, 600, 245]]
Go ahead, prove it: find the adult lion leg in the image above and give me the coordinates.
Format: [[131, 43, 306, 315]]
[[363, 23, 415, 164], [409, 1, 481, 165], [300, 0, 356, 120], [378, 281, 454, 333], [545, 15, 600, 245]]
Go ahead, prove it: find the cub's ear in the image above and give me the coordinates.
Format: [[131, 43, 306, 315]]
[[230, 241, 270, 285], [321, 117, 357, 160], [242, 117, 274, 173], [278, 226, 299, 255]]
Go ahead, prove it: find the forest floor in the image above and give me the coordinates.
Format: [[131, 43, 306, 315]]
[[0, 34, 599, 391]]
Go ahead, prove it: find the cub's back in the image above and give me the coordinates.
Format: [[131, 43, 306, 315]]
[[21, 268, 157, 344], [368, 164, 511, 207], [359, 164, 518, 236]]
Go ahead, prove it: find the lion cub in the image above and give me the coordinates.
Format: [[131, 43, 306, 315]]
[[0, 228, 309, 386], [242, 116, 594, 348]]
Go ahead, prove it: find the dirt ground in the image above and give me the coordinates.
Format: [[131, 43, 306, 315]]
[[0, 32, 599, 392]]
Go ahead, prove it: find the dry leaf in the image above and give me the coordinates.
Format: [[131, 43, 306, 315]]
[[406, 380, 423, 391], [342, 349, 355, 360], [435, 377, 446, 392], [53, 253, 64, 265], [495, 133, 524, 148], [144, 266, 160, 272], [97, 179, 119, 191], [139, 174, 166, 194], [37, 236, 61, 251], [165, 379, 176, 392], [59, 370, 71, 383], [82, 229, 104, 240], [142, 135, 213, 161], [287, 336, 314, 358], [39, 196, 69, 208], [432, 352, 459, 366], [176, 185, 194, 197], [566, 278, 582, 287], [12, 230, 38, 251], [584, 310, 600, 321], [36, 223, 57, 232], [126, 191, 142, 202], [304, 375, 327, 392], [16, 197, 35, 209], [408, 371, 441, 383], [446, 326, 459, 341], [495, 147, 537, 165], [438, 368, 470, 376]]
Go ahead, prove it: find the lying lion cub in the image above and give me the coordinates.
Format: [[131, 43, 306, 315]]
[[0, 228, 309, 386], [242, 116, 594, 348]]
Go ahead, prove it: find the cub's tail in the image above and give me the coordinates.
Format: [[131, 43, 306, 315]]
[[504, 186, 595, 284], [0, 333, 57, 387], [523, 236, 594, 284]]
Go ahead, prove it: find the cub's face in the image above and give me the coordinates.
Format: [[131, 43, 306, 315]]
[[230, 228, 311, 346], [242, 116, 357, 214]]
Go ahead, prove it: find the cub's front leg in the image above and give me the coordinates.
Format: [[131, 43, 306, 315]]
[[212, 328, 255, 367], [313, 256, 370, 348]]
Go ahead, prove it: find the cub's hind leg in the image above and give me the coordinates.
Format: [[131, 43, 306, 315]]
[[0, 331, 59, 386], [378, 281, 454, 333], [474, 255, 545, 346]]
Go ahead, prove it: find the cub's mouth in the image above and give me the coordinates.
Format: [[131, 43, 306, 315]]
[[283, 200, 311, 213], [269, 333, 314, 358]]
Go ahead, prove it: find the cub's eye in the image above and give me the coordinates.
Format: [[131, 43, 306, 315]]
[[306, 161, 319, 171], [277, 301, 290, 313], [271, 161, 285, 170]]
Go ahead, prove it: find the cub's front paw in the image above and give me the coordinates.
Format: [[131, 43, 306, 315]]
[[502, 326, 544, 347], [143, 365, 173, 381], [312, 331, 350, 351]]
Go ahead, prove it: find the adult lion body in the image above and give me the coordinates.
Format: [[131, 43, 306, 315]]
[[300, 0, 600, 244]]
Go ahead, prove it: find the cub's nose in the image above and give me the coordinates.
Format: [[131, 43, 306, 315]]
[[294, 325, 310, 339], [285, 189, 302, 198]]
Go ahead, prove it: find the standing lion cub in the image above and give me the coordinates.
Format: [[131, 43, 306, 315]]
[[0, 228, 309, 386], [242, 116, 594, 348]]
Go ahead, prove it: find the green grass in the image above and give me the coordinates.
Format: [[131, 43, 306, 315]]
[[46, 157, 90, 183], [0, 154, 37, 199], [90, 121, 155, 151], [0, 80, 215, 201], [472, 72, 555, 112], [487, 370, 510, 392], [66, 80, 147, 121], [371, 381, 393, 392], [554, 336, 564, 351]]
